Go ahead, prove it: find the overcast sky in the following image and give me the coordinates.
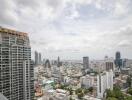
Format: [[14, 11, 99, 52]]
[[0, 0, 132, 60]]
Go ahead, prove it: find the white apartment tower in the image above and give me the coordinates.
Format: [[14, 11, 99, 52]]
[[97, 70, 113, 98], [0, 27, 34, 100]]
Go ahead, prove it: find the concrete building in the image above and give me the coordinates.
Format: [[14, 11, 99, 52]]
[[90, 60, 106, 72], [121, 68, 132, 75], [35, 51, 39, 65], [115, 51, 122, 69], [83, 57, 89, 69], [114, 75, 128, 89], [44, 59, 52, 77], [35, 51, 42, 65], [63, 76, 71, 84], [0, 27, 34, 100], [80, 75, 95, 89], [83, 95, 101, 100], [39, 53, 41, 64], [122, 59, 132, 68], [97, 70, 113, 98], [41, 89, 69, 100], [51, 66, 62, 83], [57, 56, 60, 67], [104, 57, 115, 71]]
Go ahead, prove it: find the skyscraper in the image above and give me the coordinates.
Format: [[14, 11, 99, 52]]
[[83, 56, 89, 69], [115, 51, 122, 69], [35, 51, 42, 65], [57, 56, 61, 67], [0, 27, 34, 100], [35, 51, 39, 65], [39, 53, 41, 64], [116, 51, 121, 60], [44, 59, 51, 77], [45, 59, 51, 68]]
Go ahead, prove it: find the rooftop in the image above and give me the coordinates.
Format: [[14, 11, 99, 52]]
[[0, 26, 28, 37]]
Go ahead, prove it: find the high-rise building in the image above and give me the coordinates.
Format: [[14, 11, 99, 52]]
[[57, 56, 62, 67], [104, 56, 115, 71], [38, 53, 41, 64], [57, 56, 60, 67], [97, 70, 113, 98], [45, 59, 51, 68], [44, 59, 51, 77], [35, 51, 42, 65], [35, 51, 39, 65], [116, 51, 121, 60], [83, 56, 89, 69], [115, 51, 122, 69], [0, 27, 34, 100]]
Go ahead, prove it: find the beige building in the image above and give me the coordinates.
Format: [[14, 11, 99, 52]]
[[0, 27, 34, 100]]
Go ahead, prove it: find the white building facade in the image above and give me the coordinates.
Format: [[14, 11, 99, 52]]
[[97, 70, 113, 98], [80, 75, 95, 89]]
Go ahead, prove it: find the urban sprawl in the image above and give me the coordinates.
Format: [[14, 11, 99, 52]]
[[0, 27, 132, 100]]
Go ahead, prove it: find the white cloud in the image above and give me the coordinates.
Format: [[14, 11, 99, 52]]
[[114, 0, 129, 16], [0, 0, 132, 60], [67, 4, 80, 19], [118, 40, 132, 47]]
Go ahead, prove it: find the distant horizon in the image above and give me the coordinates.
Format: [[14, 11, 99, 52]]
[[32, 51, 132, 61]]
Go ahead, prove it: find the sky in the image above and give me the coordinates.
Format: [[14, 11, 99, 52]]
[[0, 0, 132, 60]]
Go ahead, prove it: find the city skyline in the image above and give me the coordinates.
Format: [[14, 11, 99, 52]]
[[0, 0, 132, 60]]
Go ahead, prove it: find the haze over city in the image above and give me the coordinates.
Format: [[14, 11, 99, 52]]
[[1, 0, 132, 100], [0, 0, 132, 60]]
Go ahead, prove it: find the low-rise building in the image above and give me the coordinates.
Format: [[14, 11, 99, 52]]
[[41, 89, 69, 100], [80, 75, 96, 89]]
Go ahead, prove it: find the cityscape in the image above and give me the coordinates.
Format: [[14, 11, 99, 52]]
[[0, 0, 132, 100]]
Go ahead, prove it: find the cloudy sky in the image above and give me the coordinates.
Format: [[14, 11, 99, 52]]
[[0, 0, 132, 60]]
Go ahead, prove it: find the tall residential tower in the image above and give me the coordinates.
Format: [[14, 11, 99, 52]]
[[97, 70, 113, 98], [0, 27, 34, 100]]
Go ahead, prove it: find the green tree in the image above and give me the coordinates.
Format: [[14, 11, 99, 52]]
[[113, 85, 121, 91], [106, 89, 115, 98], [126, 77, 131, 87], [75, 88, 84, 99], [106, 85, 124, 100], [106, 97, 118, 100], [125, 96, 132, 100], [69, 96, 73, 100], [127, 88, 132, 95], [75, 88, 83, 94], [88, 87, 93, 93], [68, 88, 73, 95], [83, 89, 89, 94], [77, 92, 84, 99]]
